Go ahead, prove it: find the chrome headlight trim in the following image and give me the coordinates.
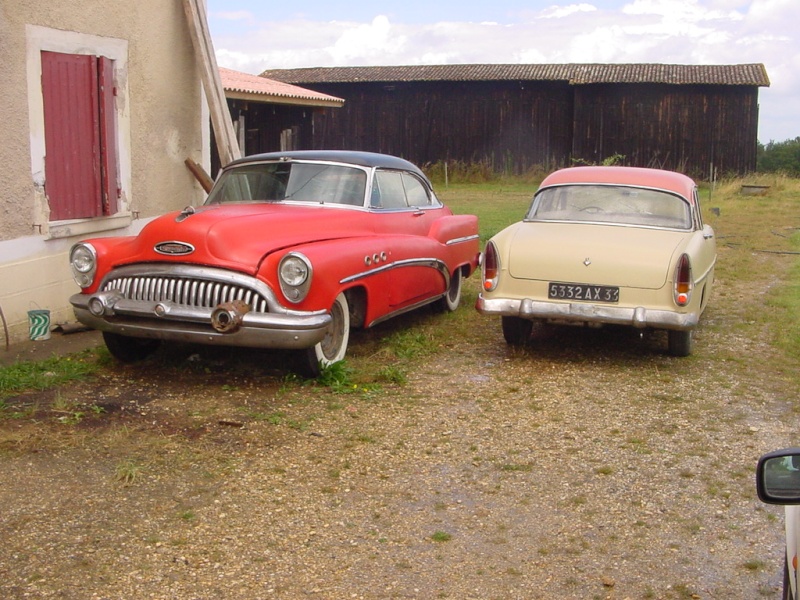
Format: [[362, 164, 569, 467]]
[[278, 252, 313, 303], [69, 243, 97, 289]]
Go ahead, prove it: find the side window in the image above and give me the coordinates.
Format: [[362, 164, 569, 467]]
[[41, 51, 119, 221], [692, 189, 704, 229], [402, 173, 431, 207], [371, 171, 408, 209]]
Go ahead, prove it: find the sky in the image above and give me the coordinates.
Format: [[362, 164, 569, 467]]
[[206, 0, 799, 144]]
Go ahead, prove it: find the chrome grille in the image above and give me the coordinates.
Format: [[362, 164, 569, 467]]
[[102, 275, 270, 313]]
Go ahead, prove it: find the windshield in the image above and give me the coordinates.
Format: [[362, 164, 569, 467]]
[[206, 162, 368, 206], [526, 184, 692, 229]]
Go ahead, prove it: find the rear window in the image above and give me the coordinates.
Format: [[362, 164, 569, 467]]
[[527, 185, 692, 229]]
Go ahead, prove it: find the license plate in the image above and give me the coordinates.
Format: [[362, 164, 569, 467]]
[[548, 282, 619, 303]]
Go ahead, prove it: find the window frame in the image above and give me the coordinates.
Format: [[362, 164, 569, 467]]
[[26, 25, 131, 240]]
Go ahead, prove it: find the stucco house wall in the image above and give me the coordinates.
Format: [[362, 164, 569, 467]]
[[0, 1, 208, 345]]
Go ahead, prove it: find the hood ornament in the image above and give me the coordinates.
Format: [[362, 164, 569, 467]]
[[583, 257, 592, 267], [176, 205, 196, 223]]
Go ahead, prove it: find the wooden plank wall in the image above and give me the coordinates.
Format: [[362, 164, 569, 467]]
[[295, 80, 760, 177], [307, 81, 574, 173], [571, 84, 759, 179]]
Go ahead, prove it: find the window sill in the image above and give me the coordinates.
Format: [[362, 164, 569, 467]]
[[45, 213, 133, 240]]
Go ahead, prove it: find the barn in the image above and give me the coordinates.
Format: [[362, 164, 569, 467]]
[[260, 63, 770, 179]]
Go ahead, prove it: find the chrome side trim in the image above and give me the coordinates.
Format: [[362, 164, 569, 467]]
[[446, 234, 480, 246], [367, 295, 443, 328], [340, 257, 449, 285]]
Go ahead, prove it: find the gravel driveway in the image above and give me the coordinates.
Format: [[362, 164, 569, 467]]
[[1, 236, 797, 600]]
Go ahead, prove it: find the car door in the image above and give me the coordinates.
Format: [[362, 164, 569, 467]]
[[370, 170, 445, 307], [688, 189, 717, 290]]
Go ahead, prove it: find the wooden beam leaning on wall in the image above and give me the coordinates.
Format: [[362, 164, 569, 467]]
[[185, 158, 214, 193], [182, 0, 241, 167]]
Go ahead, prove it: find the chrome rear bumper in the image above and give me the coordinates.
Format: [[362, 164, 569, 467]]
[[476, 295, 697, 331]]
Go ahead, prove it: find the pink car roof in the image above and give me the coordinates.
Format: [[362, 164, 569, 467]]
[[539, 166, 697, 204]]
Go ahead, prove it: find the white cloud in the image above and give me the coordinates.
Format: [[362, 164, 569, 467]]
[[326, 15, 408, 64]]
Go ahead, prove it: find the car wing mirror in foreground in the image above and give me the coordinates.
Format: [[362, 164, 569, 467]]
[[757, 448, 800, 504]]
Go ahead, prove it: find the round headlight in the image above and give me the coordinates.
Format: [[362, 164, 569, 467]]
[[70, 243, 97, 288], [278, 253, 312, 304], [280, 255, 309, 286]]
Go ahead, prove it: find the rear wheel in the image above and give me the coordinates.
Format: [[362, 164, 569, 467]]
[[433, 268, 462, 313], [102, 332, 160, 362], [501, 316, 533, 346], [301, 292, 350, 377], [668, 329, 693, 357]]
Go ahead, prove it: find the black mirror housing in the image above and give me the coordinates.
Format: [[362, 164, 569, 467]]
[[757, 447, 800, 505]]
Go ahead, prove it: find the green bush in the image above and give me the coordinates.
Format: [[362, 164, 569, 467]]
[[758, 137, 800, 176]]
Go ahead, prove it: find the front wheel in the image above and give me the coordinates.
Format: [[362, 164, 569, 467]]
[[501, 316, 533, 346], [301, 292, 350, 377], [668, 329, 693, 357], [102, 332, 161, 362]]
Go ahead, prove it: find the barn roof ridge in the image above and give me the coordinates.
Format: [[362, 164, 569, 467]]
[[260, 63, 770, 87]]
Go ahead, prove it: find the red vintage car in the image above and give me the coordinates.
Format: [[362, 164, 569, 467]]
[[69, 151, 480, 376]]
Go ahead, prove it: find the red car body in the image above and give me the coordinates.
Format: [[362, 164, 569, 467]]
[[69, 151, 480, 375]]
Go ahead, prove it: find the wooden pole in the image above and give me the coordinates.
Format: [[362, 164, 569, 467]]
[[182, 0, 241, 166]]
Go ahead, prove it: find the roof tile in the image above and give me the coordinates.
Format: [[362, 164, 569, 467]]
[[220, 67, 344, 105], [260, 63, 770, 87]]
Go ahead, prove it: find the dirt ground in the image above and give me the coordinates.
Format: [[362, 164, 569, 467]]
[[0, 259, 797, 599]]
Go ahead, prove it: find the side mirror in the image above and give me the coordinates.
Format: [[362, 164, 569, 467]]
[[757, 448, 800, 505]]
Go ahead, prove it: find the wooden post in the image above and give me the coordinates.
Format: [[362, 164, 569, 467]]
[[182, 0, 241, 166]]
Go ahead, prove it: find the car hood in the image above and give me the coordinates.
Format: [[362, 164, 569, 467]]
[[505, 222, 688, 289], [111, 204, 369, 272]]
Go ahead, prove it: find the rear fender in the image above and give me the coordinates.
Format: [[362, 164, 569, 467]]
[[427, 214, 480, 276], [427, 214, 479, 245]]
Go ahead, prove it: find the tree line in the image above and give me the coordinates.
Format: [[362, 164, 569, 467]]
[[758, 137, 800, 176]]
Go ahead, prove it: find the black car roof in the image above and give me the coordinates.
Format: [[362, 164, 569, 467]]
[[227, 150, 428, 181]]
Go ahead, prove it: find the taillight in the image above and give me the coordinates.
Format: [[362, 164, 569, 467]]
[[674, 253, 692, 306], [482, 242, 499, 292]]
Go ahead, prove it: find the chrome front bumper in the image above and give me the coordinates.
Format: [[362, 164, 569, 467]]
[[70, 292, 332, 349], [476, 295, 698, 331]]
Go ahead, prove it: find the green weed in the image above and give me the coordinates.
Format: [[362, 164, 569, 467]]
[[0, 350, 101, 400], [430, 531, 452, 542]]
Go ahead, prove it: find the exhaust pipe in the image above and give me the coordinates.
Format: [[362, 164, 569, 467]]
[[210, 300, 251, 333]]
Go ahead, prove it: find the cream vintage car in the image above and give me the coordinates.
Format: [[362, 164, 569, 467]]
[[476, 166, 716, 356]]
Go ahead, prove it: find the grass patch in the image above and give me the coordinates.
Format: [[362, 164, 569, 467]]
[[0, 349, 101, 401], [430, 531, 452, 542], [115, 459, 144, 485]]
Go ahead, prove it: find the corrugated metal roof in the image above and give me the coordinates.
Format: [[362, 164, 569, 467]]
[[219, 67, 344, 106], [260, 63, 770, 87]]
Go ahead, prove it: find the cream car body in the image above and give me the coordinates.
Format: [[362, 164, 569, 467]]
[[476, 166, 716, 356]]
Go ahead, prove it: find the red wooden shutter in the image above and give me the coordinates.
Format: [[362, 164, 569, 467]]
[[98, 56, 119, 215], [41, 51, 102, 220]]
